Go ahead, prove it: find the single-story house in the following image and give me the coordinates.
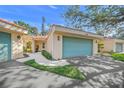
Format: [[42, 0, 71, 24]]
[[0, 19, 28, 62], [2, 18, 124, 62], [103, 37, 124, 53]]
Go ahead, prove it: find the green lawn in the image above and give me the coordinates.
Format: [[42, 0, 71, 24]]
[[24, 59, 85, 80], [111, 53, 124, 61]]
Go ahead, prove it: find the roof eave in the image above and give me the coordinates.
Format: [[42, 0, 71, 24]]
[[52, 25, 104, 40], [0, 19, 28, 34]]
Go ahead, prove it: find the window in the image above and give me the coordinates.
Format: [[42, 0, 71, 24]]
[[116, 43, 123, 53], [42, 43, 45, 49]]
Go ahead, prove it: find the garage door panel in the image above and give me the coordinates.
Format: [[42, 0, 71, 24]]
[[0, 32, 11, 62], [0, 44, 8, 62], [63, 36, 93, 58]]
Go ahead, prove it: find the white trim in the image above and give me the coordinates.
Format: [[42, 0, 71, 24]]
[[11, 32, 13, 59], [113, 43, 116, 52], [123, 44, 124, 52], [93, 39, 97, 55], [61, 35, 63, 59]]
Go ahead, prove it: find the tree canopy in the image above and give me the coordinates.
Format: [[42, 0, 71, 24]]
[[62, 5, 124, 38], [14, 21, 38, 35]]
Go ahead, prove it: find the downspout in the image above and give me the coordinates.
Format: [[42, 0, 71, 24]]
[[122, 43, 124, 53]]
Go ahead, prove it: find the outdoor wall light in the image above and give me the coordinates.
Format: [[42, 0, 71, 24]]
[[96, 40, 97, 43], [17, 35, 21, 40], [57, 36, 60, 41]]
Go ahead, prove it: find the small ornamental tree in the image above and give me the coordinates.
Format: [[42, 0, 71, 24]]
[[98, 41, 104, 53]]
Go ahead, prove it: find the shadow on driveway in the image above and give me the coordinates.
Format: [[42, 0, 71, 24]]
[[0, 56, 124, 88], [64, 56, 124, 88]]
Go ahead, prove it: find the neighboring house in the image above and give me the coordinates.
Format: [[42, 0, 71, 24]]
[[103, 38, 124, 53], [0, 19, 28, 62]]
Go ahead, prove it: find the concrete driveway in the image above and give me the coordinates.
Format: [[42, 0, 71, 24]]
[[0, 56, 124, 88], [66, 56, 124, 88]]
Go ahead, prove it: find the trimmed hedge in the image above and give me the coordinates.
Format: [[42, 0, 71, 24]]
[[111, 53, 124, 61], [24, 59, 85, 80], [41, 50, 53, 60]]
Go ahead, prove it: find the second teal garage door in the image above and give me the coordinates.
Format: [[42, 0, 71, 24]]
[[116, 43, 123, 53], [63, 36, 93, 58]]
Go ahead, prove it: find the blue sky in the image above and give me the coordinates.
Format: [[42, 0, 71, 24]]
[[0, 5, 66, 32]]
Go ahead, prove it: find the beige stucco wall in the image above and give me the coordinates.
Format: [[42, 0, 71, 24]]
[[46, 30, 63, 59], [114, 39, 124, 52], [34, 40, 46, 52], [103, 39, 115, 52], [22, 35, 35, 53], [35, 41, 41, 51], [103, 39, 124, 52], [46, 31, 54, 55], [23, 35, 47, 53], [11, 32, 24, 59], [23, 35, 32, 50], [52, 33, 62, 59], [93, 39, 99, 55]]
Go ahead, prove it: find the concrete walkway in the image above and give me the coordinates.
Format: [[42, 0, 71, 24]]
[[16, 52, 69, 66]]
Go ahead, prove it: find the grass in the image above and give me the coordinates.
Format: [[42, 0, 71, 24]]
[[111, 53, 124, 61], [24, 59, 85, 80]]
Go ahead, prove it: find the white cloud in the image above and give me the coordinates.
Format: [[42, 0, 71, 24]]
[[48, 5, 57, 9]]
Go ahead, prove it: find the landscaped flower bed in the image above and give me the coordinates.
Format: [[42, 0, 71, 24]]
[[24, 59, 85, 80]]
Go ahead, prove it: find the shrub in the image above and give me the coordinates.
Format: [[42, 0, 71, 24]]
[[23, 46, 27, 52], [41, 50, 53, 60], [26, 48, 32, 52], [98, 42, 104, 53], [23, 41, 32, 53], [111, 53, 124, 61]]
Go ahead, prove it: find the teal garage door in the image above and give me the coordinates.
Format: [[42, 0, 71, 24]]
[[0, 32, 11, 62], [116, 43, 123, 53], [63, 36, 93, 58]]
